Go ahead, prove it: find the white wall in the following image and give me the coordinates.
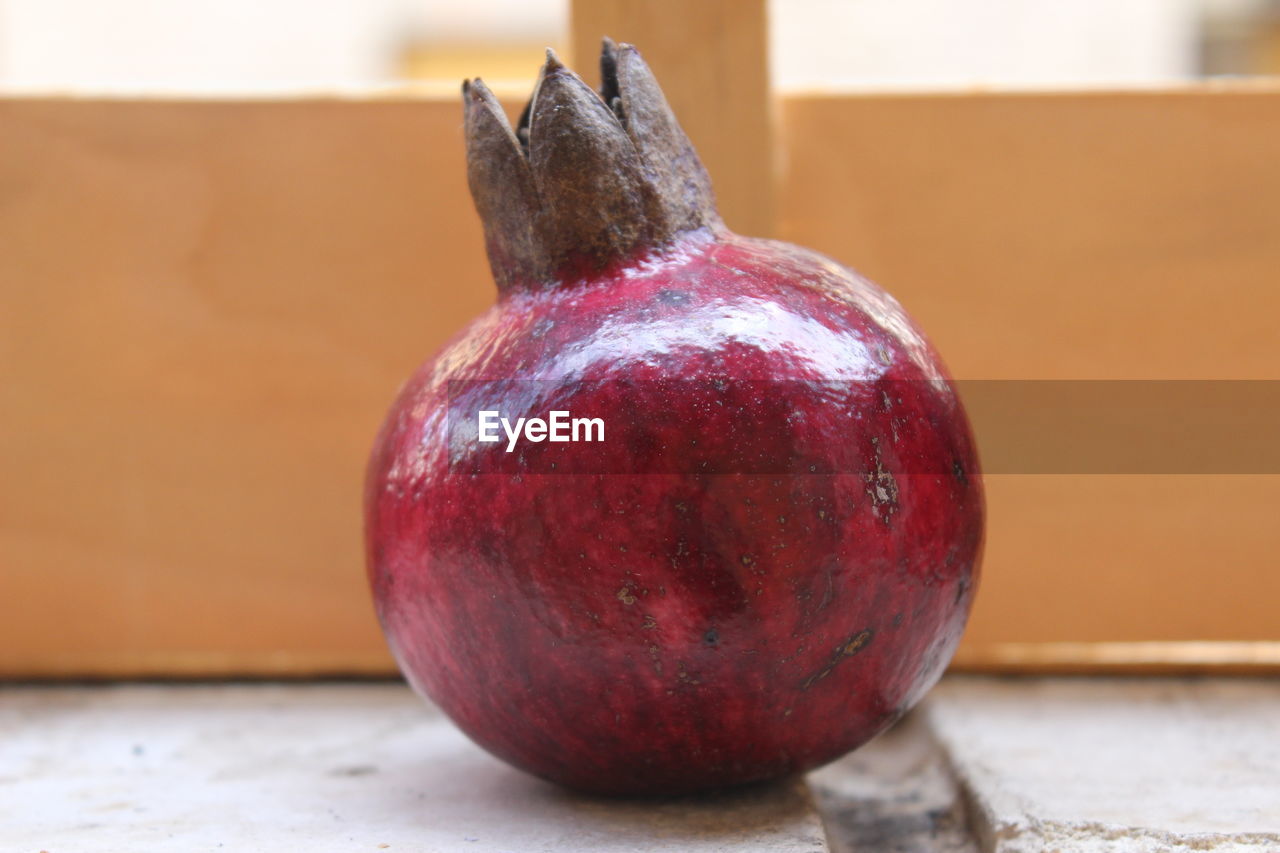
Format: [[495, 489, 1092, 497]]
[[770, 0, 1202, 90], [0, 0, 1207, 93], [0, 0, 566, 92]]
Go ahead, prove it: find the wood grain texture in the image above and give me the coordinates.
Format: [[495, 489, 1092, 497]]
[[779, 87, 1280, 381], [569, 0, 775, 237], [0, 97, 496, 678], [951, 641, 1280, 675]]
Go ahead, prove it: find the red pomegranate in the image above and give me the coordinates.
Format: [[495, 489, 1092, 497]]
[[365, 41, 983, 795]]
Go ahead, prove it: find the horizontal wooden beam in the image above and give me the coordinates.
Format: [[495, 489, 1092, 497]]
[[3, 85, 1279, 678]]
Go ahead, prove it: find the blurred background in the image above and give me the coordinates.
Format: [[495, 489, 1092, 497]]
[[0, 0, 1278, 93]]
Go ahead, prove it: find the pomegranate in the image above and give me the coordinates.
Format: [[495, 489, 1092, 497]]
[[365, 41, 983, 795]]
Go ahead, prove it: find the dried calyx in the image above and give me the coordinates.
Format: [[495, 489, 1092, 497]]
[[463, 39, 722, 290]]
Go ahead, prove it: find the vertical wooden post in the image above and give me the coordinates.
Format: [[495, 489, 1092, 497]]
[[570, 0, 775, 238]]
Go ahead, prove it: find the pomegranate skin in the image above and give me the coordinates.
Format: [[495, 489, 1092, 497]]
[[365, 231, 984, 795]]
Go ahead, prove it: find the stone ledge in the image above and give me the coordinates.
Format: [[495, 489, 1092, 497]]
[[6, 678, 1279, 852], [925, 677, 1280, 853], [0, 683, 828, 853]]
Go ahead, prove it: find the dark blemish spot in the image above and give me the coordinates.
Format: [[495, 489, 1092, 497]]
[[657, 288, 691, 306], [740, 554, 754, 566], [839, 631, 873, 656], [704, 628, 719, 646], [329, 765, 378, 777], [676, 661, 701, 685], [954, 577, 970, 605], [818, 570, 835, 611], [893, 612, 904, 627], [800, 629, 874, 690], [952, 459, 968, 485], [131, 744, 145, 756]]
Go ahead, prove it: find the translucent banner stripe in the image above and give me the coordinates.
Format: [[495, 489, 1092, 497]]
[[443, 380, 1280, 475]]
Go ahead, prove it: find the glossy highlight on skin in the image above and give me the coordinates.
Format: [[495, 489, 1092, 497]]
[[365, 230, 984, 795]]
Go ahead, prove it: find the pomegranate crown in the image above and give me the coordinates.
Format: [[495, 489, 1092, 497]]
[[463, 39, 722, 290]]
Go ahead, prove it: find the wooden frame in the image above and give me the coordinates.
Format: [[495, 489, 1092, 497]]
[[2, 2, 1278, 678]]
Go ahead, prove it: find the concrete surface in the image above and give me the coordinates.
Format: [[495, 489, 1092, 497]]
[[927, 677, 1280, 853], [0, 684, 828, 853], [6, 678, 1280, 852]]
